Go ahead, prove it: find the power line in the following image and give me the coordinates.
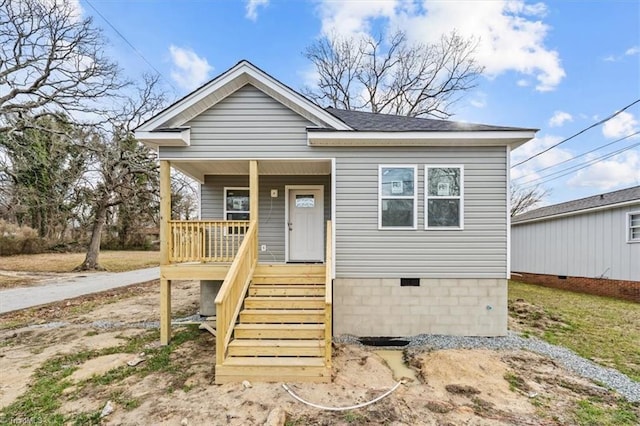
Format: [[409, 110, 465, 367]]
[[518, 141, 640, 189], [84, 0, 177, 92], [512, 98, 640, 168], [513, 130, 640, 181]]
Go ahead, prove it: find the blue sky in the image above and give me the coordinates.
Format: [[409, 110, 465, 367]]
[[78, 0, 639, 206]]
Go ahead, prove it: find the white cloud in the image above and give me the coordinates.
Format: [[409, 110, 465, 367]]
[[567, 150, 640, 190], [510, 134, 573, 182], [548, 110, 573, 127], [469, 91, 487, 108], [39, 0, 83, 21], [603, 46, 639, 62], [317, 0, 565, 92], [317, 0, 397, 36], [168, 45, 213, 91], [245, 0, 269, 21], [516, 79, 530, 87], [602, 111, 639, 139]]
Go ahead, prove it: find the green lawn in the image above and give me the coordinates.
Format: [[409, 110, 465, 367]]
[[508, 281, 640, 382]]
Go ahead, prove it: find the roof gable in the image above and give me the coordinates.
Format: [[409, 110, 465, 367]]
[[136, 60, 351, 133], [512, 185, 640, 224]]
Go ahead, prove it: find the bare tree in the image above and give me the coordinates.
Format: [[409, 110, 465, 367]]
[[77, 75, 165, 270], [171, 170, 199, 220], [0, 0, 124, 133], [303, 30, 484, 119], [510, 183, 549, 217]]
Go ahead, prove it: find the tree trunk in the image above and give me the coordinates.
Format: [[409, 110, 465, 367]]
[[76, 203, 107, 271]]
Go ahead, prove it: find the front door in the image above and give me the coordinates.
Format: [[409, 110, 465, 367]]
[[287, 187, 324, 262]]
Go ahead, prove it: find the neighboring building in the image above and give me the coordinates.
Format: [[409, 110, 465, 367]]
[[134, 60, 536, 383], [511, 186, 640, 302]]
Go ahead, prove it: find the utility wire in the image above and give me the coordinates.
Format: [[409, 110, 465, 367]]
[[511, 98, 640, 168], [513, 130, 640, 181], [84, 0, 177, 92], [518, 141, 640, 189]]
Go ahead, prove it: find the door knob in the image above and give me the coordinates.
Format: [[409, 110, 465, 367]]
[[288, 222, 293, 231]]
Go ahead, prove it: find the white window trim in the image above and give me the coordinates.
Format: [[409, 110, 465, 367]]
[[425, 165, 464, 230], [223, 187, 250, 220], [627, 211, 640, 243], [378, 165, 418, 230]]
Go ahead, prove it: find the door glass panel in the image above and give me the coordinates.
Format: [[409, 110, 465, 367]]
[[296, 194, 315, 208]]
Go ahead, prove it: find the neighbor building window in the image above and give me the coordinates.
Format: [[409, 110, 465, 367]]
[[425, 165, 463, 229], [379, 165, 417, 229], [224, 187, 250, 220], [629, 211, 640, 242]]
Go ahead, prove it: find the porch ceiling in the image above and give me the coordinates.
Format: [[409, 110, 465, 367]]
[[170, 159, 331, 182]]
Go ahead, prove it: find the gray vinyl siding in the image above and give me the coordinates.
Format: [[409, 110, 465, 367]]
[[335, 148, 507, 278], [160, 85, 318, 159], [201, 175, 331, 263], [165, 83, 510, 278], [511, 204, 640, 281]]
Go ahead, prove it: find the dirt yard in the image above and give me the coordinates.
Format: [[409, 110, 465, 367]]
[[0, 280, 638, 425]]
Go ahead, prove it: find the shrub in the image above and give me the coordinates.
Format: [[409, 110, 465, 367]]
[[0, 220, 48, 256]]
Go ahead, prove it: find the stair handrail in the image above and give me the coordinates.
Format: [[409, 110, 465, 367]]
[[325, 220, 333, 368], [215, 220, 258, 365]]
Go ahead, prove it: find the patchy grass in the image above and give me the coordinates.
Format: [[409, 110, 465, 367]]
[[0, 250, 159, 274], [0, 326, 202, 424], [573, 397, 638, 425], [509, 281, 640, 381]]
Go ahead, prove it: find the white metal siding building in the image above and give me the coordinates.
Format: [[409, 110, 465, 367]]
[[511, 187, 640, 282]]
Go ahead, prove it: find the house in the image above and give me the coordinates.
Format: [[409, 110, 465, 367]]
[[511, 186, 640, 302], [134, 60, 536, 383]]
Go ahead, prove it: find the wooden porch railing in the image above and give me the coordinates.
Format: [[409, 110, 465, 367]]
[[215, 220, 258, 366], [325, 220, 333, 368], [169, 220, 250, 263]]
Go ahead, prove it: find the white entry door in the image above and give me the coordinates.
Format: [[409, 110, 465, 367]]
[[287, 187, 324, 262]]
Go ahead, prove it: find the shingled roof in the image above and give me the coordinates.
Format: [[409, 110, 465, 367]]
[[512, 185, 640, 224], [324, 107, 536, 132]]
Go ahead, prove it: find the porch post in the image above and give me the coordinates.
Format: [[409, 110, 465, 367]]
[[159, 160, 172, 345], [249, 160, 259, 229]]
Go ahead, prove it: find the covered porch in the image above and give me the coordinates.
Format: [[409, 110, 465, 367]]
[[158, 159, 334, 383]]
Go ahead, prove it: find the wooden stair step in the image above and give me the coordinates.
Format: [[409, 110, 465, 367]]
[[254, 264, 325, 275], [227, 339, 325, 356], [215, 363, 330, 383], [234, 323, 324, 339], [244, 296, 325, 309], [224, 356, 325, 366], [251, 275, 325, 285], [249, 285, 325, 296], [240, 309, 325, 324]]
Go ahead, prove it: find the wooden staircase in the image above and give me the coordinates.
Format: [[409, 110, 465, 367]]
[[215, 264, 332, 383]]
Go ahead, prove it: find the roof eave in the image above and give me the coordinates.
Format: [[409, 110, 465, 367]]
[[307, 130, 536, 147], [135, 128, 190, 148], [512, 199, 640, 225]]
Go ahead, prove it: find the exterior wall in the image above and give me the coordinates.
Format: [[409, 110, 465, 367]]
[[514, 272, 639, 303], [335, 148, 507, 278], [161, 84, 509, 278], [511, 204, 640, 282], [201, 175, 331, 263], [333, 278, 507, 336]]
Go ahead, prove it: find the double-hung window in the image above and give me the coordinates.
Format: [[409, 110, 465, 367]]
[[425, 165, 464, 229], [224, 187, 250, 235], [628, 211, 640, 243], [224, 187, 250, 220], [379, 165, 417, 229]]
